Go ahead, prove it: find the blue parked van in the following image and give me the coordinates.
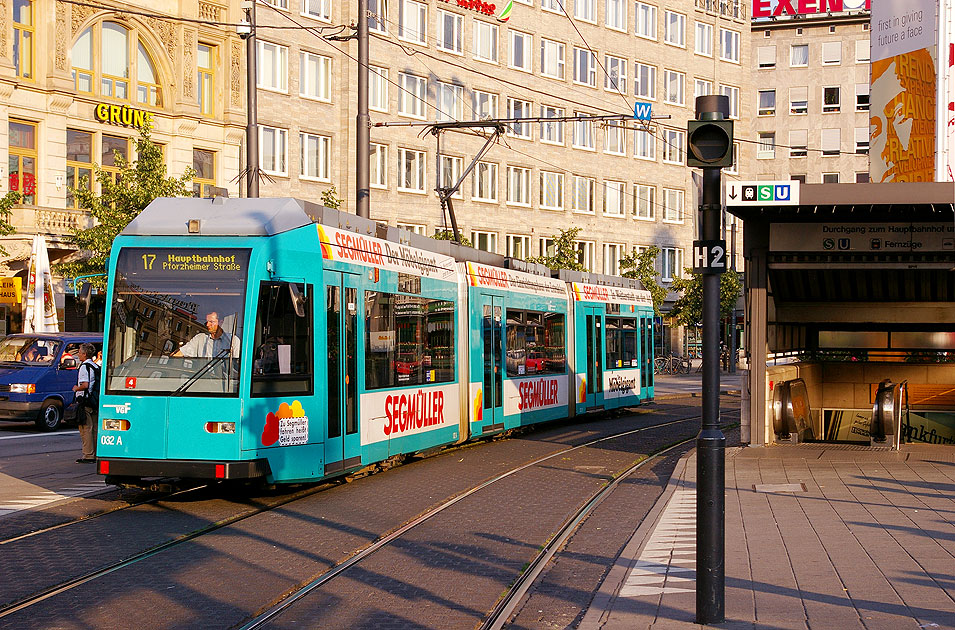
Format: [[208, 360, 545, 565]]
[[0, 332, 103, 431]]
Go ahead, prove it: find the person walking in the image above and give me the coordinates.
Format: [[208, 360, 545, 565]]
[[73, 343, 99, 463]]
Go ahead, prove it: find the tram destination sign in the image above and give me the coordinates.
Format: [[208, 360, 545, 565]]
[[770, 222, 955, 252]]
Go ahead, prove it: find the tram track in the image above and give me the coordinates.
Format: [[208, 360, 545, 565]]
[[0, 405, 735, 627]]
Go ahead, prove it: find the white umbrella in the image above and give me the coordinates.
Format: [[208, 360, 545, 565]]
[[23, 234, 59, 333]]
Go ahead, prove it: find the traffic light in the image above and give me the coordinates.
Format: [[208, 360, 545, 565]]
[[686, 119, 734, 168]]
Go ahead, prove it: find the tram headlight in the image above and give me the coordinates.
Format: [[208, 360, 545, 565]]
[[205, 422, 236, 434], [10, 383, 36, 394], [103, 418, 130, 431]]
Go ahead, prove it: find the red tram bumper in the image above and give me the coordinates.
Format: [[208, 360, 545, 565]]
[[97, 458, 271, 481]]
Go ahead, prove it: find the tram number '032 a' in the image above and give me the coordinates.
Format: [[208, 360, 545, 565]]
[[100, 434, 123, 446]]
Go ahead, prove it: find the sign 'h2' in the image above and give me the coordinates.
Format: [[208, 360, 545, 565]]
[[692, 239, 727, 274]]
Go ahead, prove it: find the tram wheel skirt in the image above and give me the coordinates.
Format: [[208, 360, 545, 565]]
[[98, 457, 271, 481]]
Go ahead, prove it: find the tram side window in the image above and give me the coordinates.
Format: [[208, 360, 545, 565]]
[[606, 316, 639, 368], [365, 291, 455, 389], [505, 309, 566, 377], [251, 282, 313, 397]]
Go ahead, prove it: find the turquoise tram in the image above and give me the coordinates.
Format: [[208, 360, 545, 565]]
[[94, 198, 655, 487]]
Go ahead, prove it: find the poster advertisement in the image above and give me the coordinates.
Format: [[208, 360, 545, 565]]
[[869, 0, 938, 182]]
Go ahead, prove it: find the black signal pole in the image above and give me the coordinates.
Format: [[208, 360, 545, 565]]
[[687, 95, 731, 625]]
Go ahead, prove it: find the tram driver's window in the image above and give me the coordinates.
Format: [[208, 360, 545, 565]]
[[251, 282, 313, 397]]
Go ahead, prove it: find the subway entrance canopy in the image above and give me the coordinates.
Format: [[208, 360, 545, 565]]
[[727, 182, 955, 447]]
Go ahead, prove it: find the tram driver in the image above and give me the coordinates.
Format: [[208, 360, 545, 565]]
[[173, 311, 241, 358]]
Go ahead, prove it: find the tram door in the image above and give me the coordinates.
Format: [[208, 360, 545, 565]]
[[584, 307, 604, 409], [323, 270, 362, 474], [480, 295, 505, 432], [640, 314, 653, 395]]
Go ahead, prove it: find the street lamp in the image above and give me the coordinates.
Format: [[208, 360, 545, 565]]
[[237, 1, 258, 197]]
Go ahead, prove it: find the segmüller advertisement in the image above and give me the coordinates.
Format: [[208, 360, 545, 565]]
[[869, 0, 937, 182]]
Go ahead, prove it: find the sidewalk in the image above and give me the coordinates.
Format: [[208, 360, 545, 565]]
[[653, 368, 743, 399], [581, 444, 955, 630]]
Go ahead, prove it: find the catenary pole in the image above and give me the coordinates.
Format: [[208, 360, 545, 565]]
[[356, 0, 370, 218]]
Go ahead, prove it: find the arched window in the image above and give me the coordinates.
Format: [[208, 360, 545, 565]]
[[71, 21, 163, 107]]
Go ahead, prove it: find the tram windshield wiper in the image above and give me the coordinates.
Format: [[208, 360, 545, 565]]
[[170, 348, 234, 396]]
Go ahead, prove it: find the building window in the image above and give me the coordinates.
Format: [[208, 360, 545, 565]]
[[10, 119, 37, 204], [541, 0, 562, 12], [473, 20, 498, 62], [439, 155, 463, 198], [791, 174, 806, 184], [662, 188, 683, 223], [507, 98, 532, 138], [790, 86, 808, 114], [300, 133, 331, 181], [855, 127, 869, 154], [855, 172, 869, 183], [66, 129, 93, 209], [604, 121, 625, 155], [855, 39, 869, 63], [694, 78, 712, 98], [823, 86, 840, 113], [510, 30, 532, 71], [757, 132, 775, 159], [790, 43, 808, 67], [633, 183, 654, 219], [664, 70, 684, 105], [661, 247, 682, 281], [472, 161, 498, 201], [719, 84, 739, 118], [471, 230, 498, 253], [300, 51, 331, 101], [635, 2, 657, 39], [540, 105, 565, 145], [506, 234, 531, 259], [634, 62, 656, 100], [398, 147, 426, 191], [757, 45, 775, 68], [369, 65, 388, 112], [192, 149, 216, 197], [606, 0, 626, 30], [572, 175, 595, 213], [662, 129, 684, 164], [507, 165, 531, 205], [758, 89, 775, 116], [574, 241, 595, 271], [370, 143, 387, 188], [436, 81, 465, 121], [573, 47, 597, 87], [258, 40, 288, 92], [821, 128, 840, 156], [437, 10, 463, 54], [726, 141, 739, 174], [540, 171, 564, 210], [695, 22, 712, 56], [634, 127, 655, 160], [789, 129, 807, 157], [260, 126, 288, 176], [264, 0, 287, 8], [397, 222, 426, 235], [197, 43, 216, 116], [663, 10, 685, 47], [303, 0, 331, 20], [541, 38, 565, 79], [821, 41, 841, 65], [575, 0, 597, 22], [855, 83, 869, 111], [473, 90, 498, 120], [398, 0, 427, 44], [603, 243, 623, 275], [540, 237, 556, 258], [13, 0, 34, 79], [605, 55, 627, 93], [719, 28, 739, 62], [822, 172, 840, 183], [397, 72, 426, 118], [368, 0, 388, 32], [572, 113, 595, 150], [603, 180, 625, 216], [72, 21, 163, 106]]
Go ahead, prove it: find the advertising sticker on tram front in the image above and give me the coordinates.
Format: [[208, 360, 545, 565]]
[[262, 400, 309, 447]]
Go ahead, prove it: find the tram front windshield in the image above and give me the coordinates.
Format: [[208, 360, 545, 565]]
[[106, 247, 250, 396]]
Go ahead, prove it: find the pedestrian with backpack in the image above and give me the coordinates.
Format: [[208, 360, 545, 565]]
[[72, 343, 99, 463]]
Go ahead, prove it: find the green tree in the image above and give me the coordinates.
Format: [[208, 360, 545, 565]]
[[527, 227, 587, 272], [668, 268, 743, 327], [56, 128, 193, 289], [431, 230, 473, 247], [0, 192, 21, 255], [618, 245, 667, 315], [321, 185, 343, 210]]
